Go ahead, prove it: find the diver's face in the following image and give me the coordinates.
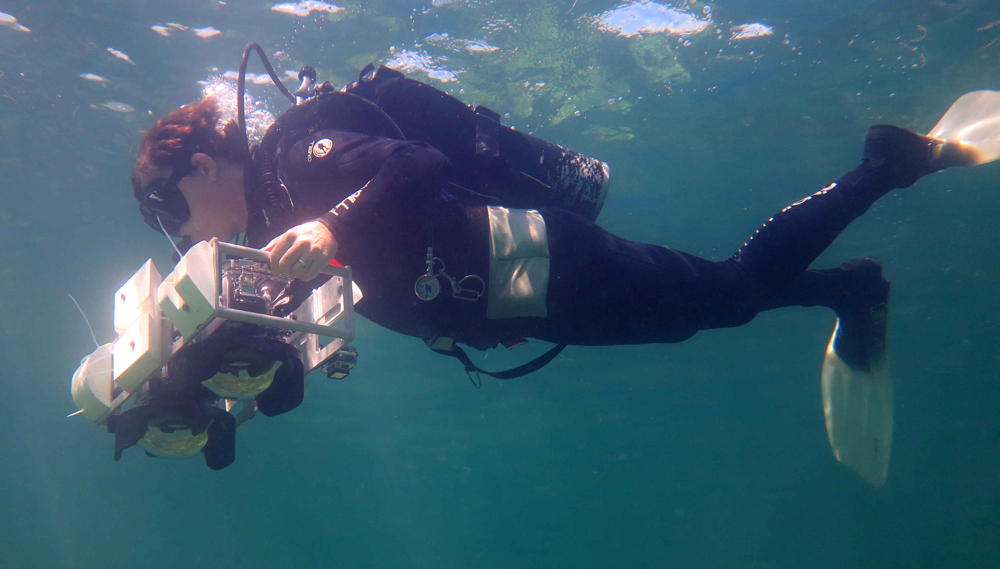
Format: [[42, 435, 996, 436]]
[[177, 154, 248, 244], [138, 153, 248, 246]]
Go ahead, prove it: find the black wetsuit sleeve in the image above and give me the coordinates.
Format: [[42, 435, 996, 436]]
[[266, 131, 452, 317], [313, 140, 452, 238]]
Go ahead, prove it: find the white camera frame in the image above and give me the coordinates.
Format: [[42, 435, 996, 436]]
[[71, 239, 360, 423]]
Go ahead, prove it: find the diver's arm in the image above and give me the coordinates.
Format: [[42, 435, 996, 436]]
[[266, 140, 450, 280], [315, 140, 451, 236]]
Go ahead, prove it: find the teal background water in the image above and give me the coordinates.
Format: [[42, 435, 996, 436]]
[[1, 1, 999, 567]]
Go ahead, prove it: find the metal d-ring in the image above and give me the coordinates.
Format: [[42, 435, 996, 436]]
[[451, 274, 485, 301]]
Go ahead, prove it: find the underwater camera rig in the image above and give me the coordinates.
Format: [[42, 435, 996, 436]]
[[69, 239, 361, 470]]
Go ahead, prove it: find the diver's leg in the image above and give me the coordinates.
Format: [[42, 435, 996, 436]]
[[732, 125, 951, 293], [526, 127, 948, 346], [759, 258, 890, 371], [723, 126, 945, 375], [760, 258, 889, 315], [733, 143, 912, 489], [529, 217, 886, 346], [528, 209, 733, 345]]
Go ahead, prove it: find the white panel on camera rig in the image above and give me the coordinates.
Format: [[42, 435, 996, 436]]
[[290, 274, 363, 373], [111, 259, 165, 393], [72, 260, 167, 423], [114, 260, 161, 334], [158, 240, 218, 341]]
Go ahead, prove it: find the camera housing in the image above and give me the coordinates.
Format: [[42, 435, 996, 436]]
[[70, 239, 360, 469]]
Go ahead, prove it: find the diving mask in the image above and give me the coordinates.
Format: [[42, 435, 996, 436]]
[[137, 172, 191, 236]]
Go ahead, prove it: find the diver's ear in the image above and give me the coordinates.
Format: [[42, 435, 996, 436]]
[[191, 153, 218, 181]]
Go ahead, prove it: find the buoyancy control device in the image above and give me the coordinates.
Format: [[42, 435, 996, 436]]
[[342, 65, 611, 220], [242, 44, 611, 229]]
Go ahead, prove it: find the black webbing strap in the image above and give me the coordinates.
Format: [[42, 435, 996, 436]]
[[474, 105, 501, 158], [433, 342, 567, 387]]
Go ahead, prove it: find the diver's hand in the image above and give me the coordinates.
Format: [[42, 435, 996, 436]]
[[264, 221, 338, 281]]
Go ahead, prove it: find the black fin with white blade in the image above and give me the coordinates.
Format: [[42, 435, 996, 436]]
[[821, 301, 892, 487]]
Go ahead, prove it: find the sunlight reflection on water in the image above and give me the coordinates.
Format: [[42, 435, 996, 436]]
[[594, 0, 711, 38]]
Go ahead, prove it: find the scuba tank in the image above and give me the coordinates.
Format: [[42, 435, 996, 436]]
[[342, 65, 611, 221], [239, 44, 611, 223]]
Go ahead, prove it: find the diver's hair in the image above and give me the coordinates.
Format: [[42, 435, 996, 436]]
[[131, 96, 246, 197]]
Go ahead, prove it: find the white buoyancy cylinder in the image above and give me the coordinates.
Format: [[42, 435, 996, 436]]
[[71, 343, 115, 423]]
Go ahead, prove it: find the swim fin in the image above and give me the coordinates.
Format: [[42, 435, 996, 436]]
[[821, 302, 892, 487], [927, 90, 1000, 166]]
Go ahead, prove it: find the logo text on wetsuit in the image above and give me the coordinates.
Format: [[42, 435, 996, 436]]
[[307, 138, 334, 162], [329, 179, 372, 216]]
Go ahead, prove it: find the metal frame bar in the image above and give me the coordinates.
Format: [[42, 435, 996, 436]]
[[214, 241, 356, 340]]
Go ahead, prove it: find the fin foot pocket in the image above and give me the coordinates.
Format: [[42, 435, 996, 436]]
[[828, 257, 889, 372], [863, 125, 946, 188]]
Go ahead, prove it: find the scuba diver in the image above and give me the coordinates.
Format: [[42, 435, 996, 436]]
[[128, 45, 1000, 482]]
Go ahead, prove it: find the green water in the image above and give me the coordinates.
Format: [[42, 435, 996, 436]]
[[1, 0, 999, 567]]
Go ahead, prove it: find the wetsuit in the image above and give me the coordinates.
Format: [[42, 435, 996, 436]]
[[245, 128, 897, 352]]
